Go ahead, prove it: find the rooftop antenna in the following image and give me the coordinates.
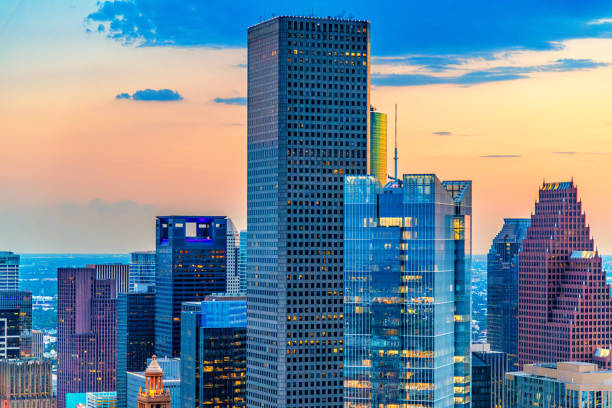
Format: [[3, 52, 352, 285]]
[[394, 103, 398, 182]]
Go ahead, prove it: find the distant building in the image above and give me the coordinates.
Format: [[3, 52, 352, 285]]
[[87, 264, 130, 294], [225, 220, 240, 295], [136, 356, 171, 408], [472, 354, 491, 408], [155, 216, 228, 358], [181, 295, 246, 408], [344, 174, 472, 407], [472, 347, 508, 408], [0, 290, 32, 358], [127, 357, 180, 408], [117, 288, 156, 408], [487, 218, 529, 370], [86, 393, 116, 408], [238, 231, 247, 295], [32, 329, 44, 358], [505, 362, 612, 408], [370, 107, 387, 184], [0, 358, 54, 408], [57, 267, 117, 408], [0, 252, 19, 291], [129, 251, 156, 292], [518, 182, 612, 368]]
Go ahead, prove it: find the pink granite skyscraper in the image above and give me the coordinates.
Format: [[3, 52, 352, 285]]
[[518, 181, 612, 368], [57, 267, 117, 408]]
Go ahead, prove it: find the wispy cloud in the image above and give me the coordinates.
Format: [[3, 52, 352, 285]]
[[116, 89, 183, 101], [214, 97, 247, 106], [433, 131, 452, 136], [480, 154, 521, 158], [553, 151, 577, 155]]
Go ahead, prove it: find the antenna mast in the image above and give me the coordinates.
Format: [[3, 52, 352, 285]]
[[394, 103, 398, 182]]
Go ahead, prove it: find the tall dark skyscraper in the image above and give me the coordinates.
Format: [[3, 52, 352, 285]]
[[0, 290, 32, 358], [155, 216, 228, 358], [518, 181, 612, 368], [247, 16, 370, 408], [57, 267, 117, 408], [487, 218, 529, 370], [117, 287, 156, 408]]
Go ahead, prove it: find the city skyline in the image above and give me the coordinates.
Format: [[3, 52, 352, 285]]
[[6, 2, 612, 254]]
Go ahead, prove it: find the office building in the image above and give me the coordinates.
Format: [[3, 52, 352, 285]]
[[155, 216, 228, 358], [505, 362, 612, 408], [181, 295, 246, 408], [369, 106, 387, 184], [0, 252, 19, 291], [129, 251, 156, 292], [238, 231, 247, 294], [0, 359, 54, 408], [226, 220, 240, 295], [487, 218, 529, 371], [472, 346, 508, 408], [0, 290, 32, 358], [86, 393, 116, 408], [127, 357, 180, 408], [247, 16, 370, 408], [472, 354, 491, 408], [136, 356, 171, 408], [88, 264, 130, 294], [117, 288, 155, 408], [344, 174, 472, 408], [32, 330, 44, 358], [57, 267, 117, 408], [518, 182, 612, 368]]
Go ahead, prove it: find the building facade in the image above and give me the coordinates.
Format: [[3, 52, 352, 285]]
[[518, 182, 612, 368], [473, 348, 508, 408], [87, 264, 130, 295], [154, 216, 228, 358], [57, 267, 117, 408], [226, 220, 240, 295], [181, 295, 246, 408], [238, 231, 247, 295], [247, 16, 370, 408], [505, 362, 612, 408], [129, 251, 156, 292], [127, 357, 180, 408], [344, 174, 472, 408], [487, 218, 529, 371], [0, 359, 55, 408], [86, 393, 116, 408], [136, 356, 171, 408], [117, 288, 156, 408], [32, 330, 44, 358], [472, 354, 491, 408], [369, 107, 387, 184], [0, 290, 32, 358], [0, 252, 19, 291]]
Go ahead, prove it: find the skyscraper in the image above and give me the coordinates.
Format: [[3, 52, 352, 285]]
[[247, 16, 370, 408], [86, 393, 117, 408], [181, 295, 246, 408], [32, 329, 44, 358], [369, 106, 387, 184], [0, 252, 19, 291], [127, 357, 180, 408], [487, 218, 530, 370], [518, 181, 612, 368], [0, 290, 32, 358], [57, 267, 117, 408], [226, 220, 240, 295], [344, 174, 472, 408], [0, 359, 55, 408], [129, 251, 156, 292], [472, 346, 508, 408], [155, 216, 228, 358], [88, 263, 130, 294], [136, 356, 171, 408], [117, 288, 156, 408], [238, 230, 247, 294]]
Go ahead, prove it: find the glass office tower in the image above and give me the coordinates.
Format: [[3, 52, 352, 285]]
[[0, 290, 32, 358], [155, 216, 228, 358], [0, 252, 19, 291], [129, 251, 156, 292], [247, 16, 370, 408], [344, 174, 472, 408], [369, 107, 387, 184]]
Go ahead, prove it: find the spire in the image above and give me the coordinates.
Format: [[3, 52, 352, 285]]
[[394, 103, 398, 182]]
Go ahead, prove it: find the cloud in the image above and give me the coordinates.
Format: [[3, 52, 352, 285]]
[[553, 151, 578, 155], [433, 131, 452, 136], [480, 154, 521, 158], [373, 58, 609, 86], [115, 89, 183, 101], [214, 97, 247, 106], [233, 63, 247, 68], [86, 1, 612, 56]]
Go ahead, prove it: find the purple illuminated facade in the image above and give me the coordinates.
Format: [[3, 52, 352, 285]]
[[57, 267, 117, 408]]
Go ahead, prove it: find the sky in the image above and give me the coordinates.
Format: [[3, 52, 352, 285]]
[[3, 0, 612, 253]]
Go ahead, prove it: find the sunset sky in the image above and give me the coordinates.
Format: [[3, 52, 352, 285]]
[[3, 0, 612, 253]]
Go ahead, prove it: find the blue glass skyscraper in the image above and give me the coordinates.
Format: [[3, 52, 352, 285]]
[[129, 251, 156, 292], [344, 174, 472, 408], [155, 216, 228, 358], [238, 231, 247, 295], [487, 218, 529, 371]]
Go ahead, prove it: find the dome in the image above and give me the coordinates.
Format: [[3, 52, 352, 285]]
[[145, 355, 163, 376]]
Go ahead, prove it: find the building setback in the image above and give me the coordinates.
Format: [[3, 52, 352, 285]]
[[487, 218, 530, 371], [0, 359, 55, 408], [0, 252, 19, 291], [155, 216, 228, 358], [57, 267, 117, 408], [343, 174, 472, 408], [518, 181, 612, 368], [247, 16, 370, 408]]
